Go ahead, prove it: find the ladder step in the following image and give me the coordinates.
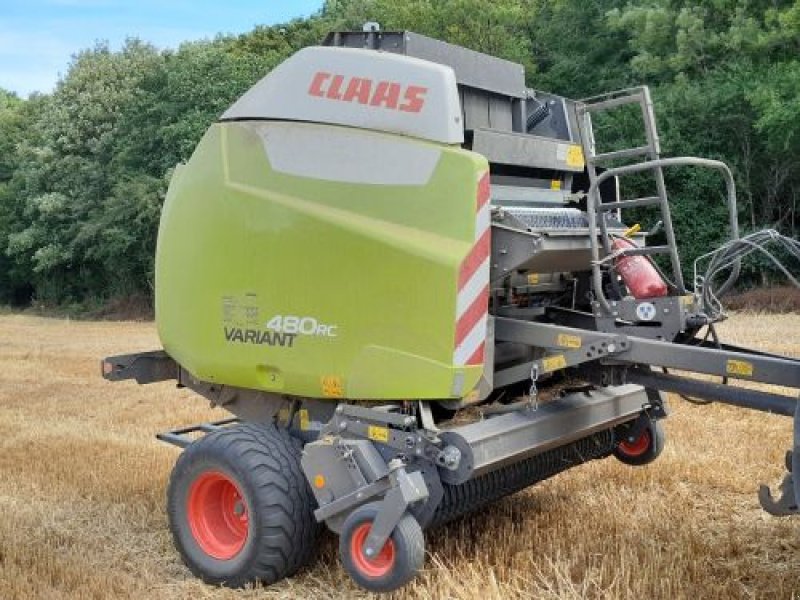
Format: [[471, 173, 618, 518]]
[[599, 196, 662, 211], [591, 145, 653, 164]]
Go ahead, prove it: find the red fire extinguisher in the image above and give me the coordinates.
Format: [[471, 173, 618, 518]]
[[611, 234, 668, 299]]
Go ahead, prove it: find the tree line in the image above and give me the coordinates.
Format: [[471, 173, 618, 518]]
[[0, 0, 798, 309]]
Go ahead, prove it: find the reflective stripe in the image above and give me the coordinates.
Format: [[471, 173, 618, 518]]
[[457, 228, 490, 289], [474, 203, 491, 241], [454, 283, 490, 347], [456, 257, 490, 317], [453, 170, 491, 367], [453, 313, 488, 365]]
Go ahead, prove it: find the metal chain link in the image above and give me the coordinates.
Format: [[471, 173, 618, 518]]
[[527, 363, 539, 411]]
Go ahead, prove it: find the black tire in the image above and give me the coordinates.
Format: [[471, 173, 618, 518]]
[[167, 423, 320, 587], [613, 418, 666, 466], [339, 502, 424, 593]]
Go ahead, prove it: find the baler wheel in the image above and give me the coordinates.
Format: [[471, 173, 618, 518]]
[[339, 502, 424, 593], [167, 423, 319, 587], [613, 418, 665, 466]]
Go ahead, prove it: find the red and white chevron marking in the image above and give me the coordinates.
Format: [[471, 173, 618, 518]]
[[453, 171, 491, 366]]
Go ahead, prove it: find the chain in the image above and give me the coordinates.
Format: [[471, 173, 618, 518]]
[[527, 363, 539, 411]]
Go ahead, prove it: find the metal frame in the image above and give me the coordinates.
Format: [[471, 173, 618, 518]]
[[495, 317, 800, 390], [576, 87, 741, 315], [585, 157, 740, 314]]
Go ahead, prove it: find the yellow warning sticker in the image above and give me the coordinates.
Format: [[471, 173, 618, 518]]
[[550, 179, 562, 191], [681, 295, 695, 307], [726, 360, 754, 377], [557, 334, 582, 349], [368, 425, 389, 443], [298, 409, 310, 431], [566, 145, 585, 168], [527, 273, 540, 285], [320, 375, 344, 398], [542, 354, 567, 372]]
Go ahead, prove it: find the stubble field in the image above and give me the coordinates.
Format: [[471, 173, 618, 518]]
[[1, 313, 799, 599]]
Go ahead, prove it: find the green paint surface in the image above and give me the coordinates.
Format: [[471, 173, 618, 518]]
[[156, 122, 488, 399]]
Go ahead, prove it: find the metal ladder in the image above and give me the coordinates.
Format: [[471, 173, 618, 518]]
[[576, 86, 739, 314]]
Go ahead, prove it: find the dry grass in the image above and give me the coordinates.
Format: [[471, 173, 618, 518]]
[[725, 286, 800, 314], [1, 313, 799, 599]]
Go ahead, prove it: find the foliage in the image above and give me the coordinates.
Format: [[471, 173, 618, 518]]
[[0, 0, 798, 307]]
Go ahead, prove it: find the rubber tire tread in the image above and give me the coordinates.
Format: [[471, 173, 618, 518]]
[[339, 502, 424, 593], [613, 419, 666, 466], [167, 423, 320, 587]]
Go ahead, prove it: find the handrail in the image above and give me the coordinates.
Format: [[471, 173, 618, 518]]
[[587, 156, 740, 313]]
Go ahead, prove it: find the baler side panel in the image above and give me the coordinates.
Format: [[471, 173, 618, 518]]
[[156, 121, 488, 400]]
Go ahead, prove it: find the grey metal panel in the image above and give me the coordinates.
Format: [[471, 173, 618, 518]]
[[488, 94, 513, 131], [472, 128, 585, 172], [462, 90, 490, 130], [439, 384, 648, 484], [322, 30, 527, 99], [404, 32, 526, 98], [490, 224, 611, 279], [491, 184, 568, 205]]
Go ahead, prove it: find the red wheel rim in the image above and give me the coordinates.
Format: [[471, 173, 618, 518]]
[[350, 522, 395, 578], [187, 471, 249, 560], [618, 429, 651, 457]]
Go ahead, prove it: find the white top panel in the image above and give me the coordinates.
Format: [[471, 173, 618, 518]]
[[222, 46, 464, 145], [253, 122, 442, 185]]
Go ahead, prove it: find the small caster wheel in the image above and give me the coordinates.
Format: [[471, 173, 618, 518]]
[[339, 502, 424, 592], [614, 418, 665, 466]]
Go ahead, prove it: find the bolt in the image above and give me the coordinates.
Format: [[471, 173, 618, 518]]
[[365, 548, 375, 557], [339, 421, 347, 431], [607, 344, 616, 353], [405, 436, 415, 448], [404, 416, 415, 427], [335, 405, 344, 414]]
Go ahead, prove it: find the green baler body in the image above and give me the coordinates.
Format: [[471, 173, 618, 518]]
[[156, 121, 488, 400]]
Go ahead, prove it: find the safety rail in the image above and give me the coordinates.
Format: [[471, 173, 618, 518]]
[[577, 85, 740, 315], [586, 157, 740, 313]]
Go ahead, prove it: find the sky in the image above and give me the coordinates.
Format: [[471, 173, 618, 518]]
[[0, 0, 325, 97]]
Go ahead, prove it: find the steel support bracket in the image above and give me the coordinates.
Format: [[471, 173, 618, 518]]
[[759, 400, 800, 516], [362, 465, 428, 557], [324, 404, 461, 471]]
